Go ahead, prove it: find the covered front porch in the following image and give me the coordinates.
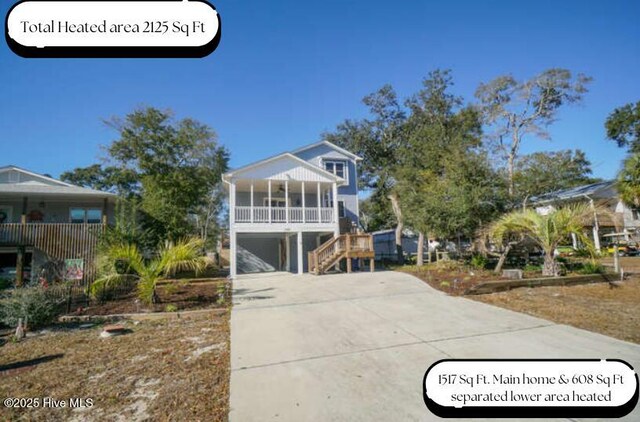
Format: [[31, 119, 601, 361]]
[[231, 179, 339, 225]]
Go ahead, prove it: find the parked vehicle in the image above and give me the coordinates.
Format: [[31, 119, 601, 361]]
[[604, 241, 639, 256]]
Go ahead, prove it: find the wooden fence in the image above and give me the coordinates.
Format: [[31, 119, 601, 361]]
[[0, 223, 105, 285]]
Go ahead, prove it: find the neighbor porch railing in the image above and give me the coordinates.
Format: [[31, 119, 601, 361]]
[[234, 206, 335, 224]]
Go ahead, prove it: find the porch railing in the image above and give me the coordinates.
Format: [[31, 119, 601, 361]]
[[234, 206, 335, 224]]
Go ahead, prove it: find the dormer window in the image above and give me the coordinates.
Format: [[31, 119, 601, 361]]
[[324, 160, 347, 182]]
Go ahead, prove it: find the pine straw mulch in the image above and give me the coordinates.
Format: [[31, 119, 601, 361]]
[[470, 277, 640, 344], [0, 308, 230, 421], [396, 263, 508, 296], [81, 278, 228, 316]]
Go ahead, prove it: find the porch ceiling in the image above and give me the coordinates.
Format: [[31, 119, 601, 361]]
[[233, 179, 335, 193]]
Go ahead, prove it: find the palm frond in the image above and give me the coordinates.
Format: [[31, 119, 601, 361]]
[[158, 237, 208, 278]]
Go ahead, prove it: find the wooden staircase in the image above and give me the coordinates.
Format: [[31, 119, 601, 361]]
[[308, 234, 375, 275]]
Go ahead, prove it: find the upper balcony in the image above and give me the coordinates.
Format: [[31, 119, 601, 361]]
[[229, 178, 341, 231], [223, 153, 348, 232]]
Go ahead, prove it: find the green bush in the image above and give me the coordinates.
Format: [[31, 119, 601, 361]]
[[0, 278, 12, 290], [470, 255, 488, 270], [579, 261, 606, 275], [164, 304, 178, 312], [0, 287, 64, 329], [523, 264, 541, 272]]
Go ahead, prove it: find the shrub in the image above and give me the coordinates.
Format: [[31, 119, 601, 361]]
[[579, 261, 606, 275], [216, 283, 227, 305], [523, 264, 541, 272], [0, 278, 12, 290], [0, 287, 64, 329], [470, 255, 488, 270], [163, 283, 178, 296], [164, 304, 178, 312]]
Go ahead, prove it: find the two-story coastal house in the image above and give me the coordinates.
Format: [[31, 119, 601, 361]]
[[0, 165, 115, 286], [223, 141, 372, 277]]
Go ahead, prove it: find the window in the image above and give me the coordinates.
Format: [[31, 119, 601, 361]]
[[86, 209, 102, 224], [633, 208, 640, 221], [324, 160, 348, 182], [70, 208, 102, 224], [327, 198, 347, 218]]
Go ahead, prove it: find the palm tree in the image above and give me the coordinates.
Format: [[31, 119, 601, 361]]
[[487, 204, 597, 276], [91, 237, 207, 304], [617, 154, 640, 207]]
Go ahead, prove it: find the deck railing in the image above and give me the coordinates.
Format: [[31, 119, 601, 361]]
[[234, 206, 335, 224]]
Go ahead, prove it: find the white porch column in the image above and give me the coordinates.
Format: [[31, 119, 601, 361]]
[[285, 180, 289, 223], [268, 179, 272, 223], [301, 181, 306, 223], [332, 181, 339, 224], [297, 231, 303, 275], [250, 180, 254, 223], [317, 182, 321, 223], [286, 234, 291, 272], [593, 225, 601, 253], [230, 181, 236, 225], [230, 229, 237, 278], [590, 198, 601, 253]]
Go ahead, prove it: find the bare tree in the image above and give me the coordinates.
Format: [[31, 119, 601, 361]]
[[475, 69, 591, 198]]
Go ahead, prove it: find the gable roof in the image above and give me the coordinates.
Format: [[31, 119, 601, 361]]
[[290, 141, 363, 161], [531, 180, 616, 204], [0, 165, 73, 187], [0, 165, 115, 198], [223, 153, 345, 184]]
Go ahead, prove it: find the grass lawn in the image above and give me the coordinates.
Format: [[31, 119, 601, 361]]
[[0, 285, 230, 421], [398, 261, 640, 345]]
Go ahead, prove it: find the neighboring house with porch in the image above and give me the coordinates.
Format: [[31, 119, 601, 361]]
[[223, 141, 374, 277], [531, 180, 640, 252], [0, 165, 116, 286]]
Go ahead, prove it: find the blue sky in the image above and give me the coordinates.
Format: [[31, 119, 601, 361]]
[[1, 0, 638, 180]]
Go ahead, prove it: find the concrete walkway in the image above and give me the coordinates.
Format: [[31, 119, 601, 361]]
[[230, 271, 640, 421]]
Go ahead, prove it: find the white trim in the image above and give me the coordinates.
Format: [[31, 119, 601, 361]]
[[297, 231, 303, 275], [223, 153, 345, 184], [322, 159, 348, 185], [332, 182, 338, 224], [250, 180, 254, 223], [286, 233, 291, 272], [230, 230, 237, 278], [289, 141, 363, 161], [301, 182, 306, 223]]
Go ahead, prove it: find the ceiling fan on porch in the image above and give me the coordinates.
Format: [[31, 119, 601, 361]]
[[277, 183, 285, 193]]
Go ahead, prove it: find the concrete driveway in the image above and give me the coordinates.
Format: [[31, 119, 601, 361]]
[[230, 271, 640, 421]]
